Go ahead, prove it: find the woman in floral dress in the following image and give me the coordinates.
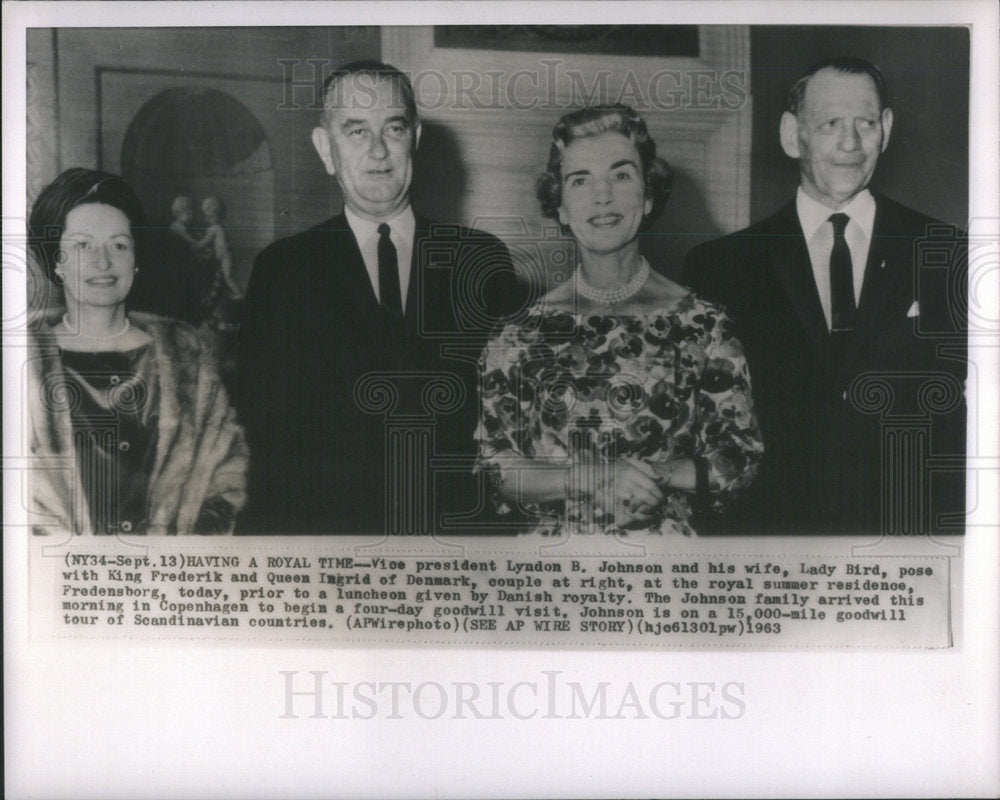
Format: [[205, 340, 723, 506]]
[[476, 105, 763, 536]]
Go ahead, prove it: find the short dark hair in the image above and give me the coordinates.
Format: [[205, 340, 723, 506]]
[[28, 168, 147, 283], [536, 104, 673, 231], [787, 56, 890, 115], [319, 60, 418, 128]]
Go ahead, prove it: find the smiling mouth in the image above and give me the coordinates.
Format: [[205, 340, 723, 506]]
[[588, 214, 623, 227], [85, 277, 118, 287]]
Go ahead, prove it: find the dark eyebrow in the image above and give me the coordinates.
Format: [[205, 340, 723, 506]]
[[563, 169, 591, 182], [64, 230, 133, 239], [340, 115, 410, 131], [610, 159, 640, 171]]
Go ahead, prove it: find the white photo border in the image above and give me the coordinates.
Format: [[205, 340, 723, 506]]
[[4, 2, 998, 798]]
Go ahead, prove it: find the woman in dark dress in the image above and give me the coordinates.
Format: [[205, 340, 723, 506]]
[[476, 105, 763, 536], [27, 168, 247, 534]]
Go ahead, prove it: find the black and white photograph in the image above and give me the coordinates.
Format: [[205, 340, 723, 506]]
[[4, 2, 998, 798], [19, 22, 970, 540]]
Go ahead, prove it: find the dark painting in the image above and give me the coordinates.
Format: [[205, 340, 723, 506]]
[[435, 25, 700, 58]]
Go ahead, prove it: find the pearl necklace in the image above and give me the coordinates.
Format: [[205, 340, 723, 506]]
[[60, 314, 131, 341], [575, 257, 651, 305]]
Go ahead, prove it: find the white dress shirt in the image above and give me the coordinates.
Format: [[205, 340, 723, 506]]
[[344, 204, 416, 307], [796, 187, 876, 330]]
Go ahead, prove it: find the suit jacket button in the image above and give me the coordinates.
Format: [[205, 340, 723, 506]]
[[841, 391, 847, 401]]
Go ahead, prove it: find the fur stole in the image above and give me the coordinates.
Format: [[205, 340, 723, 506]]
[[27, 311, 248, 534]]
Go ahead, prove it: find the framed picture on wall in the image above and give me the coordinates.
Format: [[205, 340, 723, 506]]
[[434, 24, 700, 57]]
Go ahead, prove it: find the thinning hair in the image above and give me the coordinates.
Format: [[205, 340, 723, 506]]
[[319, 59, 418, 128], [787, 56, 890, 115], [535, 104, 673, 230]]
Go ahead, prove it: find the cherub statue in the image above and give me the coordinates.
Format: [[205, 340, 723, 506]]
[[199, 196, 241, 299], [169, 195, 202, 247]]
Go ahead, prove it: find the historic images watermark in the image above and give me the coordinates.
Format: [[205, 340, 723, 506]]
[[278, 59, 749, 114], [280, 670, 747, 720]]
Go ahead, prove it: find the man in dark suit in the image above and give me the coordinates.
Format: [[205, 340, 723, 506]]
[[238, 61, 526, 534], [684, 57, 966, 535]]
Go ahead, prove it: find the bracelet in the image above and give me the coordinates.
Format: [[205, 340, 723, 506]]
[[657, 460, 675, 488]]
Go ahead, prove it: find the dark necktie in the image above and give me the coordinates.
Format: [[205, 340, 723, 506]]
[[377, 222, 403, 315], [828, 212, 855, 332]]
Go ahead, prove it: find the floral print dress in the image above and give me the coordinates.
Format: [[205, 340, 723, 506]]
[[476, 293, 763, 536]]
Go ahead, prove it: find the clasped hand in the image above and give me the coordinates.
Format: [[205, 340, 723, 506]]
[[572, 457, 668, 527]]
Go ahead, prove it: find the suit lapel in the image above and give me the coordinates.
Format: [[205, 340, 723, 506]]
[[842, 197, 909, 366], [322, 214, 379, 310], [767, 202, 829, 352], [406, 213, 448, 336], [405, 214, 427, 323]]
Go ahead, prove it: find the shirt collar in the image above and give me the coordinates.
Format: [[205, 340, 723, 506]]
[[796, 187, 876, 240], [344, 204, 416, 245]]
